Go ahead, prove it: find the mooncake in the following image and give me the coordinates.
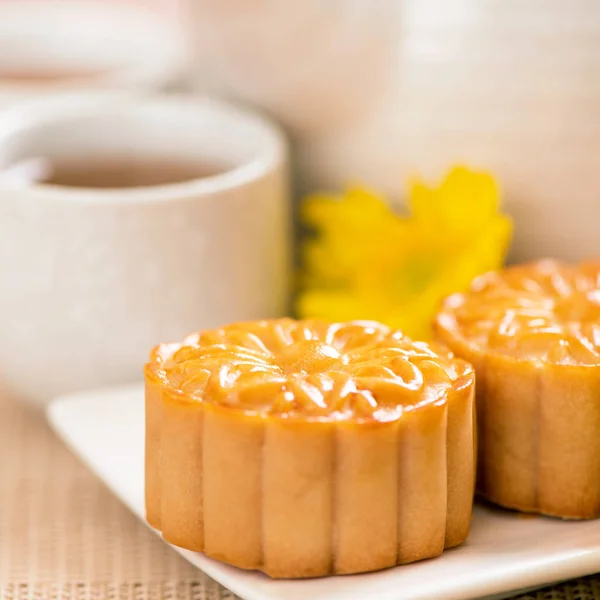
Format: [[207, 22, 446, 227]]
[[145, 318, 475, 577], [436, 260, 600, 519]]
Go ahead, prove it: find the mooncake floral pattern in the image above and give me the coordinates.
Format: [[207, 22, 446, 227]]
[[146, 318, 472, 419], [437, 260, 600, 365]]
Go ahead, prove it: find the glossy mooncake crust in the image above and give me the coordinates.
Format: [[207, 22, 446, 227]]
[[436, 260, 600, 519], [145, 319, 475, 577]]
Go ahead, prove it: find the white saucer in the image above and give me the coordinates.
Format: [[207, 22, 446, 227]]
[[47, 383, 600, 600]]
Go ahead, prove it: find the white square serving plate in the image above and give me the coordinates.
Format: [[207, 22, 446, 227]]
[[47, 384, 600, 600]]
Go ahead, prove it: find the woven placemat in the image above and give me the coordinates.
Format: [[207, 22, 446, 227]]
[[1, 389, 598, 600]]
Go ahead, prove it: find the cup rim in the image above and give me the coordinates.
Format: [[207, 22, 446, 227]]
[[0, 92, 287, 204], [0, 1, 185, 93]]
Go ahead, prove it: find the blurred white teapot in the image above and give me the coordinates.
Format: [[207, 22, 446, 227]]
[[187, 0, 600, 262]]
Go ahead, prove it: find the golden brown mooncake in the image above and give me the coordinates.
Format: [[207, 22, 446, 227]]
[[435, 259, 600, 519], [145, 318, 475, 578]]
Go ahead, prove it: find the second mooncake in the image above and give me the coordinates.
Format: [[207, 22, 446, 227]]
[[436, 260, 600, 519], [145, 319, 475, 578]]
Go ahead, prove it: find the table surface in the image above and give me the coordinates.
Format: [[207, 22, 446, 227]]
[[2, 389, 599, 600]]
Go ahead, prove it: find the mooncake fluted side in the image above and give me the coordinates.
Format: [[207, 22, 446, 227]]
[[202, 403, 264, 569], [444, 377, 476, 548], [482, 354, 540, 511], [159, 390, 204, 550], [436, 325, 600, 520], [538, 365, 600, 518], [396, 401, 448, 564], [144, 377, 163, 529], [334, 420, 400, 573], [145, 382, 475, 577], [262, 419, 334, 577]]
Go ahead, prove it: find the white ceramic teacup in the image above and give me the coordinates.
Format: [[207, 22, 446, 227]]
[[0, 1, 185, 107], [0, 93, 290, 406]]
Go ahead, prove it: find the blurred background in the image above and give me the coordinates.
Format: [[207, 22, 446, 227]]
[[2, 0, 597, 257], [0, 0, 598, 403]]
